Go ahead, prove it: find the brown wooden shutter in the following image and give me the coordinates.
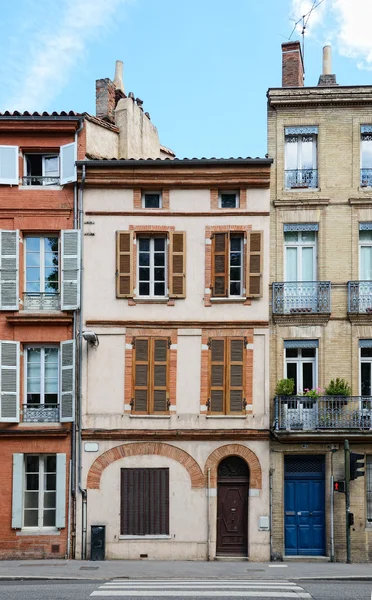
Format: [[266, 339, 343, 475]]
[[209, 338, 225, 413], [247, 230, 263, 297], [121, 468, 169, 535], [133, 338, 149, 413], [169, 231, 186, 298], [228, 338, 245, 413], [212, 233, 228, 297], [152, 339, 168, 413], [116, 231, 133, 298]]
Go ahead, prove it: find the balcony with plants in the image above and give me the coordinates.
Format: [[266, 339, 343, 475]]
[[273, 378, 372, 434]]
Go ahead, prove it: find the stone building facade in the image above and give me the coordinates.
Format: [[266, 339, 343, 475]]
[[269, 42, 372, 562], [75, 157, 272, 560]]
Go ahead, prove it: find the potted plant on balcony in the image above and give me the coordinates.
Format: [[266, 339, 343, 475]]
[[275, 378, 297, 430], [275, 378, 295, 397], [325, 378, 351, 407]]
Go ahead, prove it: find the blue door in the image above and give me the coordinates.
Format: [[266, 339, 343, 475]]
[[284, 455, 325, 556]]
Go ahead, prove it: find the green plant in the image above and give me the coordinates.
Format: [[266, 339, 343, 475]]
[[275, 378, 295, 396], [325, 378, 351, 397], [303, 387, 324, 399]]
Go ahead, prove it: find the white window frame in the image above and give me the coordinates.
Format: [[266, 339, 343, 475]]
[[285, 134, 317, 171], [228, 233, 244, 297], [284, 230, 317, 282], [359, 345, 372, 396], [23, 454, 57, 530], [361, 130, 372, 172], [24, 345, 59, 407], [137, 235, 168, 299], [24, 234, 59, 294], [359, 230, 372, 281], [285, 347, 318, 394], [219, 190, 240, 209], [23, 153, 60, 187], [142, 191, 162, 209]]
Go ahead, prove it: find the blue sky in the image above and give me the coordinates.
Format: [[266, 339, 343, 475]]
[[0, 0, 371, 158]]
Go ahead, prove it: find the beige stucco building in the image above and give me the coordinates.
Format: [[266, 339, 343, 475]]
[[269, 42, 372, 562], [75, 157, 272, 561]]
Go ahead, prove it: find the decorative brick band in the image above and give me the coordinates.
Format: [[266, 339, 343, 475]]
[[204, 443, 262, 488], [87, 442, 205, 490]]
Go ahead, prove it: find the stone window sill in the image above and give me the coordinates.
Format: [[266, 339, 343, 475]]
[[119, 535, 171, 540], [210, 297, 246, 303], [284, 187, 320, 193], [206, 415, 248, 419], [19, 185, 63, 191], [129, 414, 171, 419], [17, 529, 60, 536], [132, 298, 170, 304]]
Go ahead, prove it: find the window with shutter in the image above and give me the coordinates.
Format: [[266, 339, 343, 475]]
[[116, 231, 133, 298], [121, 468, 169, 535], [247, 231, 263, 298], [208, 337, 245, 415], [211, 232, 245, 298], [132, 337, 169, 414], [169, 231, 186, 298]]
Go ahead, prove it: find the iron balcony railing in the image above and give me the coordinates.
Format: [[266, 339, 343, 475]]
[[22, 404, 59, 423], [23, 292, 60, 311], [272, 281, 331, 314], [22, 176, 60, 186], [274, 396, 372, 431], [360, 169, 372, 188], [348, 281, 372, 313], [285, 169, 318, 189]]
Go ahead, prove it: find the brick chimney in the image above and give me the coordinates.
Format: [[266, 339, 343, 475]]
[[281, 41, 304, 87], [95, 77, 116, 122]]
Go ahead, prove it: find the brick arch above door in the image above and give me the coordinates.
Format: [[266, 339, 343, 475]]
[[86, 442, 205, 490], [204, 444, 262, 488]]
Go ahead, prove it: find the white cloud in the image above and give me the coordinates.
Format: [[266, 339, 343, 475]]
[[331, 0, 372, 69], [2, 0, 131, 111]]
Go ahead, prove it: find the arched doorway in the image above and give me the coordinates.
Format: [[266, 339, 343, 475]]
[[216, 456, 249, 556]]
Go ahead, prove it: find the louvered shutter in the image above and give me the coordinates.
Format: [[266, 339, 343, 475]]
[[121, 468, 169, 535], [0, 230, 19, 311], [133, 339, 149, 412], [228, 339, 245, 413], [209, 339, 225, 413], [212, 233, 228, 297], [153, 339, 168, 413], [61, 230, 80, 310], [247, 231, 263, 297], [60, 340, 75, 422], [12, 453, 23, 528], [0, 341, 19, 422], [60, 142, 77, 185], [0, 146, 18, 185], [169, 231, 186, 298], [116, 231, 133, 298], [56, 453, 66, 528]]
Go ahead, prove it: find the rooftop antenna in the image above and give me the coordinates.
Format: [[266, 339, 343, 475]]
[[287, 0, 326, 79]]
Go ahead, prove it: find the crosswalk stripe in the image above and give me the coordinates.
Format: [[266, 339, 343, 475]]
[[100, 584, 305, 590], [108, 580, 298, 585], [91, 593, 310, 598]]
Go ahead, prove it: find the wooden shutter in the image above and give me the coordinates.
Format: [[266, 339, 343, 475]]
[[228, 338, 245, 414], [152, 339, 168, 413], [116, 231, 133, 298], [11, 453, 23, 528], [169, 231, 186, 298], [209, 338, 225, 413], [0, 341, 20, 422], [133, 339, 149, 413], [212, 233, 228, 297], [247, 230, 263, 297], [121, 468, 169, 535], [0, 146, 18, 185], [61, 230, 80, 310], [60, 340, 75, 422], [55, 453, 66, 528], [0, 230, 19, 311]]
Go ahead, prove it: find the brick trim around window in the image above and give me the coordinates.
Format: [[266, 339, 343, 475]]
[[210, 188, 247, 210], [133, 189, 170, 210]]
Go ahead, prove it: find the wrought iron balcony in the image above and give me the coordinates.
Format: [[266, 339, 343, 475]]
[[285, 169, 318, 189], [360, 169, 372, 188], [274, 396, 372, 431], [272, 281, 331, 314], [22, 404, 59, 423], [348, 281, 372, 313], [23, 292, 60, 311], [22, 176, 60, 186]]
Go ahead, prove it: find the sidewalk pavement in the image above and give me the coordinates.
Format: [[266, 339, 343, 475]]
[[0, 559, 371, 581]]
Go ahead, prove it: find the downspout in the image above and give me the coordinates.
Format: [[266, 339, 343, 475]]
[[77, 163, 87, 559], [269, 468, 273, 561], [71, 119, 84, 558], [207, 468, 211, 561]]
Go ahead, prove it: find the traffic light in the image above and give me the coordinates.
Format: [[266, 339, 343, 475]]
[[334, 480, 345, 493], [350, 452, 365, 481]]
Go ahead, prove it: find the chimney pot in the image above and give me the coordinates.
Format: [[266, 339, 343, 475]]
[[113, 60, 125, 94], [281, 41, 304, 87], [318, 45, 338, 86]]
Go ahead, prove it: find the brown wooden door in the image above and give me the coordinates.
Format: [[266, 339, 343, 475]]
[[216, 456, 249, 556]]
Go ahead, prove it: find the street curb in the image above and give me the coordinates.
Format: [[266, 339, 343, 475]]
[[1, 575, 372, 582]]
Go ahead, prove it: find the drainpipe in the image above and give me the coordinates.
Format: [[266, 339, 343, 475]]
[[77, 163, 87, 559], [207, 468, 211, 561], [330, 450, 336, 562], [269, 468, 273, 560]]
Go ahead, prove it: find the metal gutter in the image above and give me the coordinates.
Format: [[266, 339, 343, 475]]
[[76, 158, 273, 167]]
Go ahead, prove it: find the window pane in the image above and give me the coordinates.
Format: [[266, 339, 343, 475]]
[[154, 237, 165, 251], [139, 253, 150, 266], [362, 137, 372, 169], [360, 231, 372, 243], [25, 456, 39, 473], [284, 232, 298, 243], [24, 491, 38, 509], [139, 268, 150, 281], [24, 510, 38, 527], [361, 246, 372, 280], [230, 236, 242, 251], [301, 231, 316, 243], [230, 251, 241, 266], [301, 136, 315, 169], [230, 281, 241, 296], [139, 282, 150, 296], [361, 348, 372, 358], [44, 267, 58, 292], [144, 193, 161, 208], [44, 492, 56, 509], [361, 362, 371, 396], [154, 268, 165, 281], [285, 137, 298, 170], [154, 252, 165, 266], [286, 362, 297, 394], [230, 267, 241, 281], [26, 238, 40, 253], [220, 193, 237, 208], [26, 267, 40, 283], [138, 238, 150, 252], [286, 248, 298, 281], [302, 348, 316, 358], [43, 510, 56, 527], [302, 362, 314, 391], [45, 474, 56, 490], [45, 455, 56, 473], [26, 253, 40, 268], [154, 282, 165, 296], [286, 348, 298, 358], [26, 474, 39, 490]]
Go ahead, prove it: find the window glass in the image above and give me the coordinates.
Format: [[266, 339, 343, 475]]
[[220, 193, 238, 208], [138, 236, 166, 297], [286, 363, 297, 394], [23, 455, 56, 528], [302, 348, 316, 358], [302, 362, 314, 391], [26, 347, 59, 406], [361, 135, 372, 169], [229, 235, 243, 296], [25, 236, 59, 294], [361, 361, 372, 396], [286, 348, 298, 358], [284, 232, 299, 243], [144, 193, 161, 209], [361, 348, 372, 358]]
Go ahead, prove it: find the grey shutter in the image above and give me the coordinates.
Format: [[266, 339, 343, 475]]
[[60, 340, 75, 422], [0, 230, 19, 311], [12, 453, 23, 528], [0, 146, 18, 185], [60, 142, 77, 185], [0, 341, 20, 422], [61, 230, 80, 310], [55, 453, 66, 528]]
